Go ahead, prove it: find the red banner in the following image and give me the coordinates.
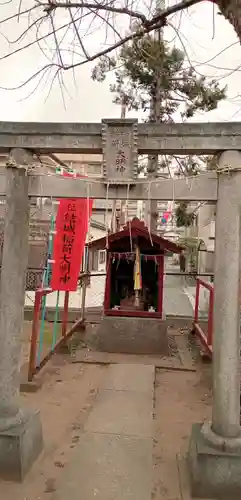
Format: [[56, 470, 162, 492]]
[[51, 174, 93, 291]]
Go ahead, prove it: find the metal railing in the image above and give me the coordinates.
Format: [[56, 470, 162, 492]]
[[192, 278, 214, 358], [28, 279, 88, 381]]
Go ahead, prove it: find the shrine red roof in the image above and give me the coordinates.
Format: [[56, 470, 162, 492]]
[[88, 217, 183, 254]]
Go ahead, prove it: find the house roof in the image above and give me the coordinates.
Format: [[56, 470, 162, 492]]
[[90, 219, 107, 232], [87, 217, 183, 254]]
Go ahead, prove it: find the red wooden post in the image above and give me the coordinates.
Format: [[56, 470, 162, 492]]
[[207, 286, 214, 347], [28, 290, 42, 381], [104, 253, 112, 312], [157, 254, 164, 318], [194, 279, 200, 323], [62, 291, 69, 338]]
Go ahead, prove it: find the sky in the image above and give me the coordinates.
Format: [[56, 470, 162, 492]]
[[0, 0, 241, 123]]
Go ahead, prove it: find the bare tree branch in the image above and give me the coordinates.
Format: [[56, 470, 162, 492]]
[[68, 7, 90, 58], [37, 0, 148, 23], [0, 0, 239, 97], [39, 0, 202, 72], [0, 5, 39, 26], [0, 0, 202, 78]]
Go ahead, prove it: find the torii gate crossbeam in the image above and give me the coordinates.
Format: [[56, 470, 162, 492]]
[[0, 120, 240, 154]]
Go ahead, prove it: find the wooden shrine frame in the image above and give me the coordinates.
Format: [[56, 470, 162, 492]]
[[104, 252, 164, 319]]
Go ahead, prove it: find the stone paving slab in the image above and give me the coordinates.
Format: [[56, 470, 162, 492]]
[[163, 274, 194, 317], [51, 364, 154, 500], [74, 348, 196, 372], [102, 364, 154, 393], [85, 389, 153, 438], [52, 432, 152, 500]]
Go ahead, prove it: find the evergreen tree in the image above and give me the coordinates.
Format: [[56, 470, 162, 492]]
[[175, 202, 196, 228], [92, 35, 226, 229], [92, 36, 226, 122]]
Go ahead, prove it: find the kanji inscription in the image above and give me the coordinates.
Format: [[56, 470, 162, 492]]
[[102, 119, 138, 182]]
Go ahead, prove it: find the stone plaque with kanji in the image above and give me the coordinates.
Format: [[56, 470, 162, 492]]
[[102, 119, 138, 182]]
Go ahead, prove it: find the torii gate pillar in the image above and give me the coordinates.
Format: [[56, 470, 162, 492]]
[[0, 149, 43, 482], [188, 150, 241, 499]]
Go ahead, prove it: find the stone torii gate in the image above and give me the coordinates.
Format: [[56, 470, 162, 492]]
[[0, 119, 240, 496]]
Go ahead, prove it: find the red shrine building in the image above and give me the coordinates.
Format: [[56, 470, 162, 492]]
[[88, 218, 182, 320]]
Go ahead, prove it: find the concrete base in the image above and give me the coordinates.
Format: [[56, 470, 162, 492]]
[[0, 410, 43, 482], [20, 379, 42, 393], [87, 316, 169, 355], [19, 364, 42, 393], [188, 423, 241, 499]]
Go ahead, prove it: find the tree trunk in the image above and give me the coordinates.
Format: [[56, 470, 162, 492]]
[[216, 0, 241, 41], [145, 155, 159, 233]]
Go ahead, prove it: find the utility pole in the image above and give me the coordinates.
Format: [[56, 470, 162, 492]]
[[145, 0, 165, 233]]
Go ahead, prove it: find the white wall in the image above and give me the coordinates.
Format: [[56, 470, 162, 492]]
[[198, 205, 215, 248], [88, 225, 106, 242], [197, 204, 215, 274]]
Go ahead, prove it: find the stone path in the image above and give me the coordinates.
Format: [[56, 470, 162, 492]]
[[74, 348, 195, 372], [51, 364, 154, 500], [163, 273, 194, 317]]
